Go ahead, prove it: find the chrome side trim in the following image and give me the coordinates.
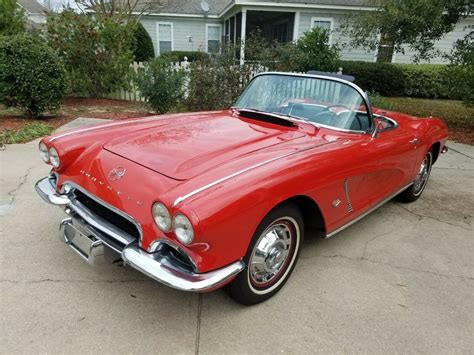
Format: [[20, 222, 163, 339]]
[[49, 117, 156, 142], [172, 142, 333, 207], [122, 244, 245, 292], [343, 178, 353, 213], [326, 182, 413, 238]]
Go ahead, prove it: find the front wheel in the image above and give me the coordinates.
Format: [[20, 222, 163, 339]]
[[396, 150, 433, 203], [226, 203, 304, 305]]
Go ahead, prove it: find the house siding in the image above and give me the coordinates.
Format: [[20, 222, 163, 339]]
[[393, 16, 474, 64], [298, 10, 375, 62], [140, 9, 471, 64], [141, 16, 222, 56]]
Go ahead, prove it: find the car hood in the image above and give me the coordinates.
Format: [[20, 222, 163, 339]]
[[104, 112, 306, 180]]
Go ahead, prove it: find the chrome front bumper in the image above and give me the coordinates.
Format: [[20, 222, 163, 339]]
[[35, 176, 244, 292]]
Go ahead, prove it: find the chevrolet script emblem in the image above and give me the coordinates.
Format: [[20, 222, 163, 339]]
[[108, 167, 126, 181]]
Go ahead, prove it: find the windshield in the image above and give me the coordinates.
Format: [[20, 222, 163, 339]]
[[234, 74, 372, 133]]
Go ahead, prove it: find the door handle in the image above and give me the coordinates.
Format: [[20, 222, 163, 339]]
[[409, 138, 419, 145]]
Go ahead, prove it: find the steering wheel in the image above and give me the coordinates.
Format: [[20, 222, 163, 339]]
[[310, 104, 353, 126]]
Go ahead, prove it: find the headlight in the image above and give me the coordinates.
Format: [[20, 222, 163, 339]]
[[173, 214, 194, 245], [39, 142, 49, 163], [152, 202, 171, 232], [49, 147, 60, 168]]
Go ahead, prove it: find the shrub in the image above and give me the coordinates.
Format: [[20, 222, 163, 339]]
[[160, 51, 209, 63], [337, 61, 406, 96], [397, 64, 449, 98], [47, 10, 135, 98], [135, 58, 184, 114], [446, 32, 474, 106], [0, 0, 25, 35], [293, 27, 341, 72], [0, 34, 66, 117], [185, 49, 257, 111], [133, 22, 154, 62], [338, 61, 466, 99]]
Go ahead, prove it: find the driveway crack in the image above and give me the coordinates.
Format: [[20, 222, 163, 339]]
[[319, 254, 473, 281], [394, 203, 472, 231], [448, 147, 473, 159], [6, 166, 34, 205]]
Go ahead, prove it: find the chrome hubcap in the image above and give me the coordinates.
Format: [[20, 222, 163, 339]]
[[250, 220, 294, 286], [414, 155, 430, 193]]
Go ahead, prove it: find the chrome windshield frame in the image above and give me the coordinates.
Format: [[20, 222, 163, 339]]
[[234, 72, 375, 136]]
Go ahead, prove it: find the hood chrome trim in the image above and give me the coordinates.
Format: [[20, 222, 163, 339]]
[[172, 141, 334, 208]]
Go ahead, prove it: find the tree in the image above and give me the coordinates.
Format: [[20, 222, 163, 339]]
[[47, 10, 135, 97], [340, 0, 471, 62], [74, 0, 156, 22], [133, 21, 154, 62], [0, 0, 25, 35]]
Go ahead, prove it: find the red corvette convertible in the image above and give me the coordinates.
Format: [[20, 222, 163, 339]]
[[36, 72, 448, 304]]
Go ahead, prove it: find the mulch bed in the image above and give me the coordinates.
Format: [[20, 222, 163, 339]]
[[0, 98, 154, 132]]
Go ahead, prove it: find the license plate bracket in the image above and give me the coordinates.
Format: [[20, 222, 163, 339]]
[[63, 222, 104, 264]]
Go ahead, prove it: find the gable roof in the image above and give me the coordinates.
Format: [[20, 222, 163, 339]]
[[144, 0, 233, 15], [17, 0, 48, 14], [142, 0, 376, 16]]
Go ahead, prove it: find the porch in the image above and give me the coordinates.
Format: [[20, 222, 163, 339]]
[[223, 10, 297, 64]]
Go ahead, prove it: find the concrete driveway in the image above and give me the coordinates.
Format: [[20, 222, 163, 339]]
[[1, 118, 473, 354]]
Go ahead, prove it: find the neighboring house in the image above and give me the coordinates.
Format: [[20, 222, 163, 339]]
[[138, 0, 473, 64], [17, 0, 48, 30]]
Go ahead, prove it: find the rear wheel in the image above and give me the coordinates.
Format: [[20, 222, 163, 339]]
[[226, 203, 304, 305], [396, 150, 433, 203]]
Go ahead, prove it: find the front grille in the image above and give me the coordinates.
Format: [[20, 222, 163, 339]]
[[73, 189, 141, 240]]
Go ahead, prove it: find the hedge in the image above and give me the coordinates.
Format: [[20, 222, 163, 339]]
[[160, 51, 209, 63], [337, 61, 463, 100]]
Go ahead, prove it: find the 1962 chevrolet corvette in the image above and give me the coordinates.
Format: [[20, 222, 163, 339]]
[[36, 72, 448, 304]]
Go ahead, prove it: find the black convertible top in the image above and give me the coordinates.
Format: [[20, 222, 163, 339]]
[[307, 71, 355, 83]]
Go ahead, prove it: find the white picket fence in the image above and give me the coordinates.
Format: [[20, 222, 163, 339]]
[[105, 58, 192, 102], [105, 59, 344, 103]]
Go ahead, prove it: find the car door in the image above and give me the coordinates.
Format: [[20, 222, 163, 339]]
[[370, 115, 420, 205], [312, 132, 380, 234]]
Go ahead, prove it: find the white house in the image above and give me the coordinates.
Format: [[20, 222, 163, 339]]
[[138, 0, 473, 64]]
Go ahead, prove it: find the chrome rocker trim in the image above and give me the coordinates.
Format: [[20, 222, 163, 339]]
[[326, 182, 413, 238], [35, 175, 245, 292]]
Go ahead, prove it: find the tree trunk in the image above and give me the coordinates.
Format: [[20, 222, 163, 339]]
[[376, 33, 394, 63]]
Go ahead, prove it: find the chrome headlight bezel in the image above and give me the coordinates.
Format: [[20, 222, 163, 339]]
[[173, 213, 194, 245], [49, 147, 60, 168], [39, 142, 49, 163], [152, 202, 172, 232]]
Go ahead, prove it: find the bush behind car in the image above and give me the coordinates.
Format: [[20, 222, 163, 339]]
[[0, 34, 66, 117]]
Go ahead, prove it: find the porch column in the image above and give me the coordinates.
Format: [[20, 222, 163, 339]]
[[293, 11, 300, 41], [240, 9, 247, 65]]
